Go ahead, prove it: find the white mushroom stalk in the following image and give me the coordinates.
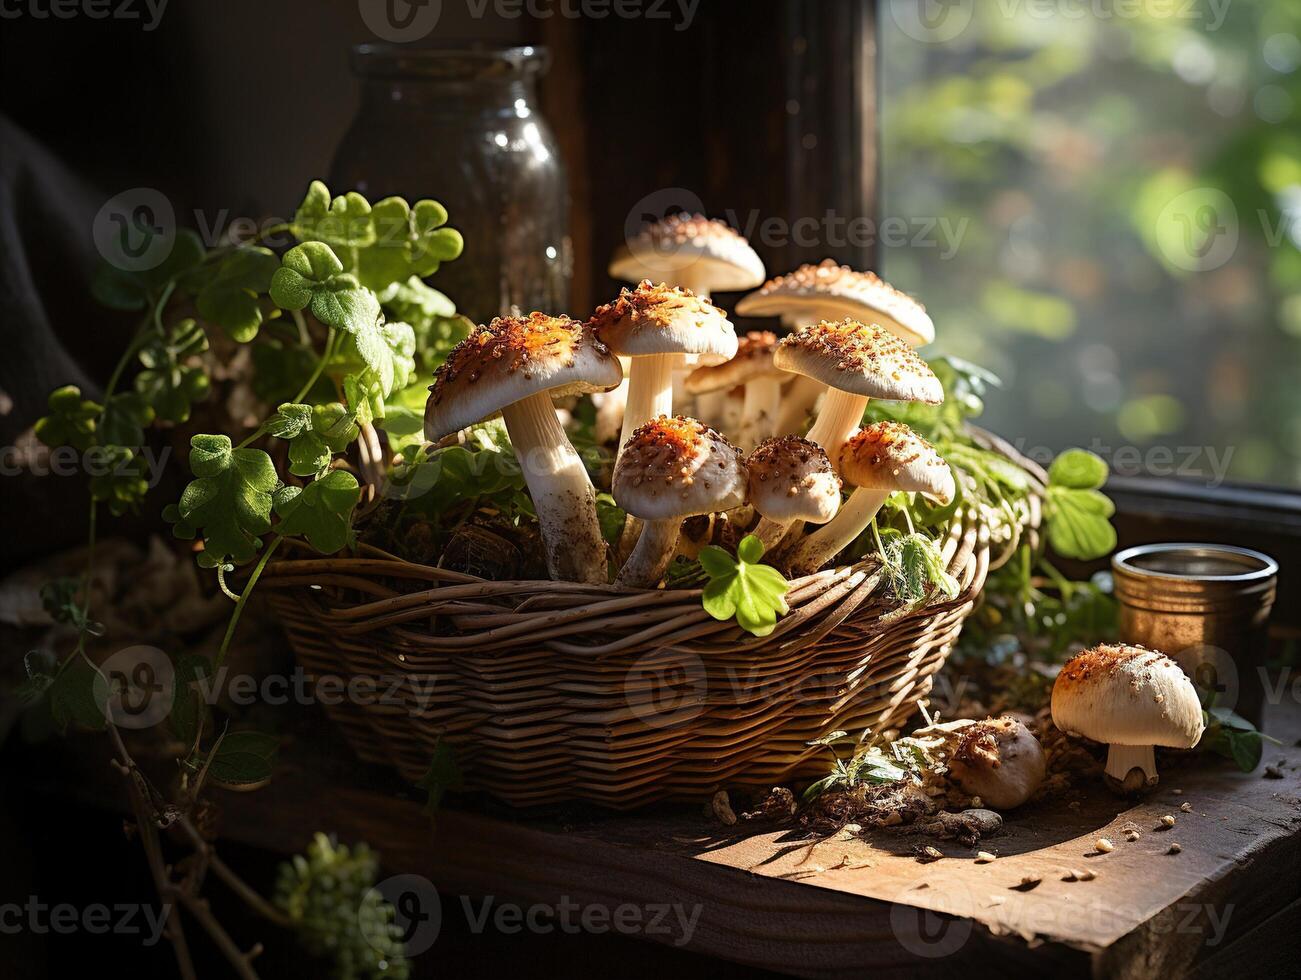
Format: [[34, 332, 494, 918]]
[[500, 393, 608, 584], [804, 388, 868, 458], [620, 352, 677, 452], [1051, 644, 1205, 795], [613, 416, 747, 589], [786, 422, 955, 577], [424, 313, 623, 586]]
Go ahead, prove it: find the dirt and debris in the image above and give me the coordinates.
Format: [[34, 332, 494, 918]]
[[914, 845, 944, 863]]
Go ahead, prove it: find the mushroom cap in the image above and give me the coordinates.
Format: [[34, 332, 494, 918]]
[[736, 260, 935, 347], [746, 436, 841, 525], [590, 280, 738, 362], [609, 214, 765, 293], [773, 318, 943, 403], [946, 717, 1047, 811], [838, 422, 955, 502], [1051, 644, 1205, 749], [612, 415, 748, 522], [424, 312, 622, 440], [683, 331, 785, 395]]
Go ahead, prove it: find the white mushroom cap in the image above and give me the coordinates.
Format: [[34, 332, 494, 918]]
[[613, 416, 747, 521], [747, 436, 841, 525], [1052, 644, 1205, 749], [609, 214, 765, 294], [425, 313, 622, 440], [683, 331, 785, 395], [590, 280, 738, 363], [838, 422, 955, 502], [774, 319, 943, 404], [736, 260, 935, 347]]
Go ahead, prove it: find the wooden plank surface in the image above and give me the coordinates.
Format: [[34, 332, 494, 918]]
[[34, 689, 1301, 978]]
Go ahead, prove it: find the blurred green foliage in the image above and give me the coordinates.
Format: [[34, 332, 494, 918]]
[[882, 1, 1301, 485]]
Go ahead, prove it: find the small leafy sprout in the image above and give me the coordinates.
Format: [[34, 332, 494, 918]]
[[135, 317, 211, 423], [268, 402, 360, 479], [195, 245, 279, 342], [1045, 448, 1117, 560], [879, 529, 960, 607], [273, 470, 362, 555], [698, 535, 791, 637], [166, 434, 279, 567], [802, 728, 938, 801], [1199, 706, 1280, 772], [34, 385, 100, 451]]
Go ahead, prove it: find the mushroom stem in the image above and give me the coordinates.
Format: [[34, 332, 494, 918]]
[[738, 375, 784, 451], [500, 392, 608, 584], [753, 517, 791, 552], [616, 518, 681, 589], [805, 388, 868, 463], [787, 487, 890, 576], [619, 353, 679, 457], [1104, 743, 1159, 794], [776, 375, 823, 435]]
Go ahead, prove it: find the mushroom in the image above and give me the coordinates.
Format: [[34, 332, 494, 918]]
[[590, 281, 737, 458], [944, 717, 1047, 810], [787, 421, 954, 576], [612, 416, 747, 589], [609, 213, 765, 302], [736, 259, 936, 347], [425, 313, 622, 585], [747, 436, 841, 551], [774, 319, 943, 474], [683, 331, 786, 451], [1051, 644, 1205, 794]]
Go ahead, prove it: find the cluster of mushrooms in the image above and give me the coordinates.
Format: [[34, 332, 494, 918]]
[[424, 214, 955, 589]]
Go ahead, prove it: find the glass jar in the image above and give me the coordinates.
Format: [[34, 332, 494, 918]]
[[331, 44, 570, 326]]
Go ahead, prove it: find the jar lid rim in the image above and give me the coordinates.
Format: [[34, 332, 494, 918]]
[[1113, 542, 1279, 584], [351, 43, 551, 80]]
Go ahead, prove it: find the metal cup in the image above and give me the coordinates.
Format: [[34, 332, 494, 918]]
[[1112, 543, 1278, 727]]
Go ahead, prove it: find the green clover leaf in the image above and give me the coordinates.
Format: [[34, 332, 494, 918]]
[[34, 385, 101, 451], [353, 196, 464, 290], [699, 535, 791, 637], [91, 229, 206, 311], [332, 320, 416, 418], [167, 434, 278, 567], [273, 470, 361, 554], [195, 246, 279, 342], [1048, 448, 1109, 490], [99, 391, 155, 448], [135, 317, 211, 423], [268, 402, 360, 478], [1043, 448, 1116, 560], [89, 445, 150, 516], [291, 180, 376, 248]]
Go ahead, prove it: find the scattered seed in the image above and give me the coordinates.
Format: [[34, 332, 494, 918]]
[[1095, 838, 1114, 853], [1011, 876, 1042, 891], [975, 851, 997, 863], [842, 823, 862, 835], [970, 796, 984, 808], [1180, 802, 1193, 813], [1062, 869, 1084, 882], [916, 846, 943, 863], [1171, 788, 1183, 795], [1168, 843, 1182, 855], [1124, 828, 1141, 842], [1077, 868, 1097, 881], [1264, 766, 1284, 780], [1161, 815, 1176, 828]]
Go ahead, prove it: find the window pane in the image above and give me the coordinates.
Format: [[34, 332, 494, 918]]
[[880, 2, 1301, 488]]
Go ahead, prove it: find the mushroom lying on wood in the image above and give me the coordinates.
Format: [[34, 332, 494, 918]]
[[774, 319, 943, 476], [941, 717, 1047, 810], [1051, 644, 1205, 795], [612, 416, 747, 589], [786, 422, 954, 576], [747, 437, 841, 551], [425, 313, 622, 584]]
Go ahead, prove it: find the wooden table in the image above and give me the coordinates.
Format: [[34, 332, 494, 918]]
[[37, 690, 1301, 979]]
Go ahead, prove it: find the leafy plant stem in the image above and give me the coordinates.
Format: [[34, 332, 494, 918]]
[[289, 327, 336, 405], [213, 536, 282, 671]]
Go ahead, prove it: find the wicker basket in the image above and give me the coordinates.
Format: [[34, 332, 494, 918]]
[[262, 429, 1044, 809]]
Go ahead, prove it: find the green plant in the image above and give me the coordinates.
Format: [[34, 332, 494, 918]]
[[698, 535, 791, 637]]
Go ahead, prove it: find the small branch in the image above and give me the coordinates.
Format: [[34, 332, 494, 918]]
[[214, 537, 282, 672]]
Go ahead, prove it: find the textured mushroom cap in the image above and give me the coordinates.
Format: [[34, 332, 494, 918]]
[[946, 717, 1047, 811], [609, 214, 765, 292], [425, 313, 622, 440], [774, 319, 943, 403], [683, 331, 785, 395], [838, 422, 954, 502], [747, 436, 841, 525], [1052, 644, 1205, 749], [736, 260, 935, 347], [613, 416, 747, 522], [590, 280, 738, 362]]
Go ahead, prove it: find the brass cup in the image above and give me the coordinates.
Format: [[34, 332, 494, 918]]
[[1112, 543, 1278, 727]]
